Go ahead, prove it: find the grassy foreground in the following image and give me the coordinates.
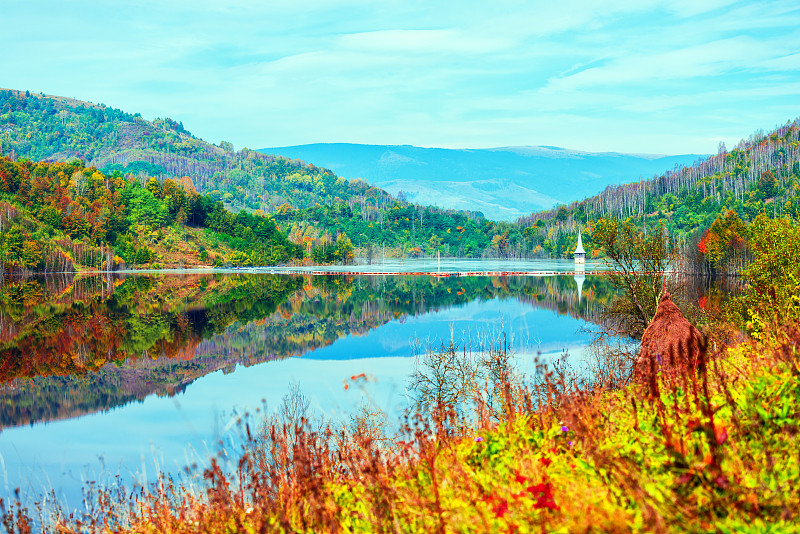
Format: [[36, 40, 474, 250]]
[[3, 326, 797, 533]]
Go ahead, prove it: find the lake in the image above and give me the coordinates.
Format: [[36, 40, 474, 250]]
[[0, 260, 616, 510]]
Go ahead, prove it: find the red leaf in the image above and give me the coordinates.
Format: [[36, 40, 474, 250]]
[[527, 482, 560, 511]]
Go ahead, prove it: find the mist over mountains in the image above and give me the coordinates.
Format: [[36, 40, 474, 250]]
[[259, 143, 704, 221]]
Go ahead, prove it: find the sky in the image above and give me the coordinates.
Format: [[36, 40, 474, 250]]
[[2, 0, 799, 154]]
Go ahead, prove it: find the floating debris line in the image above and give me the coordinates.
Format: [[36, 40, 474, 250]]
[[252, 268, 615, 277]]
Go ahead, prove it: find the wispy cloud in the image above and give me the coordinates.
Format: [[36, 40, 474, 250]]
[[1, 0, 799, 154]]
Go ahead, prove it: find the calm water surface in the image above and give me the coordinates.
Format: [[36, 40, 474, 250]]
[[0, 260, 613, 509]]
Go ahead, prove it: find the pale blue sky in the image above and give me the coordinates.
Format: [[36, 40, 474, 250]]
[[2, 0, 799, 154]]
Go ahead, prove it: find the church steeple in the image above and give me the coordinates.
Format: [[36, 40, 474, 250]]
[[574, 230, 586, 264]]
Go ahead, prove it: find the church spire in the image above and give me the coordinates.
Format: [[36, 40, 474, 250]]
[[575, 232, 585, 254], [574, 230, 586, 264]]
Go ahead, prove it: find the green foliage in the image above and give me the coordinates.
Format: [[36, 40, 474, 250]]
[[592, 218, 673, 339], [523, 119, 800, 259], [0, 156, 302, 271], [730, 214, 800, 335], [757, 170, 777, 200], [279, 202, 503, 259], [0, 89, 534, 260], [122, 180, 168, 229], [0, 89, 396, 229]]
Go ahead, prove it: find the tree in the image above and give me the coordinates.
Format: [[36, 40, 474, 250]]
[[146, 177, 162, 198], [334, 233, 354, 264], [592, 219, 674, 339], [124, 181, 168, 229], [732, 214, 800, 334], [758, 170, 777, 199], [491, 231, 509, 258], [697, 210, 748, 273]]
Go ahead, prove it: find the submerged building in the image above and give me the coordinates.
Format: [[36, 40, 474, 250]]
[[574, 231, 586, 264]]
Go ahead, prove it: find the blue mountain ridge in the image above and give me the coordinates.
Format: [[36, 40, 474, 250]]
[[258, 143, 703, 221]]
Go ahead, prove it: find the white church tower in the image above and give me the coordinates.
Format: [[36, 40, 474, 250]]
[[574, 230, 586, 264]]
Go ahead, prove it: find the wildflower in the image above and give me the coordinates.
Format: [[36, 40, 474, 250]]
[[474, 436, 483, 442], [527, 482, 560, 511], [560, 425, 568, 432], [492, 498, 509, 518]]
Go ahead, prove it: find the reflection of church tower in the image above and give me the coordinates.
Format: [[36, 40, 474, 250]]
[[574, 270, 585, 299], [574, 230, 586, 264]]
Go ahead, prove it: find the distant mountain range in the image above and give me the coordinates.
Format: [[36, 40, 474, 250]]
[[258, 144, 704, 220]]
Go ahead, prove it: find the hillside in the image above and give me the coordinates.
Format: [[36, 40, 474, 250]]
[[0, 89, 393, 215], [504, 118, 800, 263], [0, 156, 304, 272], [258, 143, 703, 221], [0, 89, 518, 259]]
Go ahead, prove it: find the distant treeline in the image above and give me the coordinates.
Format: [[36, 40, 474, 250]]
[[512, 118, 800, 269]]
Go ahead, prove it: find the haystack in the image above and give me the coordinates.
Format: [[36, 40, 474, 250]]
[[634, 292, 704, 385]]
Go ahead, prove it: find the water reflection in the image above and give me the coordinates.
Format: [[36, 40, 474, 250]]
[[0, 271, 617, 428], [0, 266, 742, 510]]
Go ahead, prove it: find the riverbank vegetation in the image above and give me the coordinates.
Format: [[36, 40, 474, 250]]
[[0, 156, 302, 273], [1, 217, 796, 532]]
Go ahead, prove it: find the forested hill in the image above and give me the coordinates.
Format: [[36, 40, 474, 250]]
[[516, 118, 800, 260], [258, 143, 702, 221], [0, 89, 523, 260], [0, 88, 395, 215], [0, 155, 306, 272]]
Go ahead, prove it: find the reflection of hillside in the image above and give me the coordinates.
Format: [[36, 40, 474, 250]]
[[192, 274, 618, 364], [514, 275, 616, 323], [0, 274, 303, 427], [0, 273, 616, 428]]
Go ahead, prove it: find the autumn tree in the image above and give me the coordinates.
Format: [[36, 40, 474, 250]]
[[731, 214, 800, 334], [592, 218, 674, 339], [146, 177, 162, 198], [757, 170, 777, 199], [697, 210, 749, 275]]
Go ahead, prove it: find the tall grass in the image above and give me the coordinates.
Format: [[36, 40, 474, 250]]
[[2, 318, 797, 533]]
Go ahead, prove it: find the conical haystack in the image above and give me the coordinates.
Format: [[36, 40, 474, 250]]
[[634, 292, 704, 384]]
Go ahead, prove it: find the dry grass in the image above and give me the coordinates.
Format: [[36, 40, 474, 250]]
[[2, 321, 797, 533]]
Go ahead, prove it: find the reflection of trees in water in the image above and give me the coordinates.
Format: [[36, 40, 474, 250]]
[[188, 274, 620, 369], [0, 272, 727, 428], [0, 273, 302, 427], [513, 275, 616, 322], [677, 273, 744, 309], [0, 273, 620, 427]]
